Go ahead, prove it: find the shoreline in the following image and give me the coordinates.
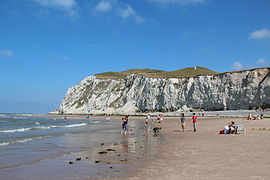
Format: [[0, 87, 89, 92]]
[[49, 109, 270, 118]]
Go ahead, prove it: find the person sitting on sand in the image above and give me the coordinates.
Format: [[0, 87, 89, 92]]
[[228, 121, 237, 134], [180, 113, 186, 132], [224, 124, 230, 134]]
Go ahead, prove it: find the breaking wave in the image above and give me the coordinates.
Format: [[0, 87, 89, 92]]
[[0, 123, 88, 133]]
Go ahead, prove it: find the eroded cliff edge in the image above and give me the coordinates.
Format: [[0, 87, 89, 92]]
[[60, 68, 270, 114]]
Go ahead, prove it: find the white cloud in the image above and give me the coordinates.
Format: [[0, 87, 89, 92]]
[[118, 5, 135, 19], [118, 5, 144, 24], [232, 62, 243, 70], [32, 0, 79, 18], [94, 1, 112, 13], [0, 50, 14, 58], [63, 56, 70, 61], [33, 0, 76, 9], [257, 58, 268, 65], [148, 0, 205, 5], [250, 28, 270, 39], [49, 53, 71, 62], [135, 15, 145, 24]]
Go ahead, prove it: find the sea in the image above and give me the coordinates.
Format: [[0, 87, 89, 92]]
[[0, 114, 165, 180]]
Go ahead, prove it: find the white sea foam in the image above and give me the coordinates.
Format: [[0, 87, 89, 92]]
[[90, 121, 101, 124], [0, 128, 32, 133], [0, 142, 10, 146], [0, 123, 88, 133], [0, 136, 48, 146], [64, 123, 87, 128]]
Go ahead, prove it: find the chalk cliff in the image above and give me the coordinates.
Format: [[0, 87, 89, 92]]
[[60, 68, 270, 114]]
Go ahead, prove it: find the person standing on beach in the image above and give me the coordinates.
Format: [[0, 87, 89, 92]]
[[147, 114, 153, 123], [121, 117, 125, 134], [121, 116, 129, 134], [180, 113, 186, 132], [192, 113, 198, 132], [160, 114, 164, 123], [247, 113, 253, 121], [105, 114, 110, 122]]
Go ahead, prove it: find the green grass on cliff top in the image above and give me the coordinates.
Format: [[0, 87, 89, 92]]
[[95, 67, 219, 79]]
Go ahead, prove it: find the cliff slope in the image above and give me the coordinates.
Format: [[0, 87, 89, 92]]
[[60, 67, 270, 114]]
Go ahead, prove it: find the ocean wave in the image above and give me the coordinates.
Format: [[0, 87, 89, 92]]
[[0, 128, 32, 133], [90, 121, 101, 124], [0, 136, 48, 146], [0, 123, 88, 133], [64, 123, 88, 128]]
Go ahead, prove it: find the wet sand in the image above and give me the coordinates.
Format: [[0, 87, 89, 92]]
[[0, 115, 165, 180], [96, 116, 270, 180]]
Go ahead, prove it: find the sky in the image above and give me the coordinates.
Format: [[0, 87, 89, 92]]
[[0, 0, 269, 113]]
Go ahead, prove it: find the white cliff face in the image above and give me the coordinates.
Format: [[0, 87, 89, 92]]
[[60, 68, 270, 114]]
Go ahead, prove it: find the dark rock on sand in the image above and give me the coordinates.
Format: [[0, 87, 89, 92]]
[[76, 158, 81, 161], [114, 143, 118, 145], [85, 157, 89, 159], [95, 161, 100, 163], [69, 161, 74, 164], [98, 151, 108, 154], [100, 143, 105, 145], [106, 148, 115, 152]]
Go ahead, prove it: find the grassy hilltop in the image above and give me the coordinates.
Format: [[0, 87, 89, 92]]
[[95, 66, 219, 79]]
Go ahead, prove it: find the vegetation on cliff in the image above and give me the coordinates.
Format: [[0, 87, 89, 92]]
[[95, 67, 218, 79]]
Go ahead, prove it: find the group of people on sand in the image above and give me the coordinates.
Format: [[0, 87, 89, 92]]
[[144, 113, 199, 133], [145, 114, 164, 124], [179, 113, 198, 132], [247, 113, 264, 120]]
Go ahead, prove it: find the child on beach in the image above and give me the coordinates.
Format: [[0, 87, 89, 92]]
[[180, 113, 186, 132], [147, 114, 153, 123], [192, 113, 198, 132], [144, 116, 150, 130], [247, 113, 253, 120], [160, 114, 164, 122], [158, 114, 164, 123]]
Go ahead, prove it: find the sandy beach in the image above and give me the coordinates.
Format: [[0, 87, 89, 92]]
[[94, 116, 270, 180], [1, 114, 270, 180]]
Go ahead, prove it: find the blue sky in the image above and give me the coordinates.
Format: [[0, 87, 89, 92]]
[[0, 0, 269, 113]]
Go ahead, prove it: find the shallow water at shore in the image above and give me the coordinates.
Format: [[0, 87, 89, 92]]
[[0, 114, 166, 179]]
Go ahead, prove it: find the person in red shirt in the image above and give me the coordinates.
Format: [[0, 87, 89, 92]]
[[192, 113, 198, 132]]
